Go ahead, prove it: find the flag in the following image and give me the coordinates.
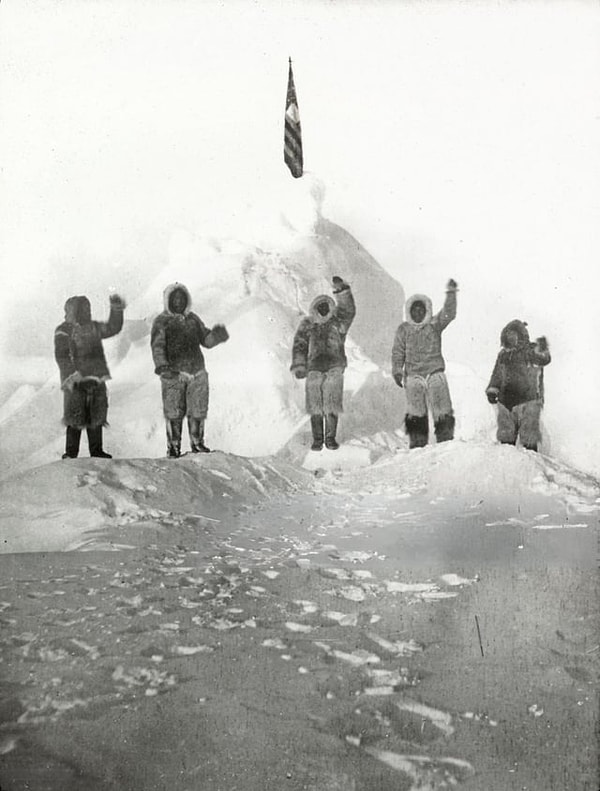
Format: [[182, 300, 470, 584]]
[[284, 58, 303, 178]]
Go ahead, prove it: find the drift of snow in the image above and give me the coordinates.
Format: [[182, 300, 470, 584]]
[[1, 437, 598, 556]]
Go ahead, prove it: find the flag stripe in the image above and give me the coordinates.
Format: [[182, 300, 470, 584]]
[[285, 125, 302, 147], [285, 135, 302, 157]]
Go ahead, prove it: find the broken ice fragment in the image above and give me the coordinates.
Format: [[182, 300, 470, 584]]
[[352, 569, 374, 580], [322, 611, 359, 627], [339, 586, 366, 602], [331, 649, 381, 667], [333, 551, 376, 563], [362, 686, 395, 696], [366, 668, 414, 689], [262, 638, 287, 650], [294, 600, 318, 614], [285, 622, 313, 633], [320, 567, 351, 581], [363, 748, 474, 784], [173, 645, 214, 656], [209, 618, 240, 631], [439, 573, 476, 587], [366, 632, 423, 656], [0, 736, 18, 755], [395, 699, 454, 736], [418, 591, 459, 600], [385, 581, 438, 594]]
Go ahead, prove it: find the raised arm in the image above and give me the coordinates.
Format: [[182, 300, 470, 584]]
[[529, 336, 551, 366], [201, 319, 229, 349], [97, 294, 126, 340], [331, 276, 356, 334], [434, 279, 458, 331]]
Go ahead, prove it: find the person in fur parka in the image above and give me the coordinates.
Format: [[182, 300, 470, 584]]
[[391, 279, 458, 448], [485, 319, 551, 452], [151, 282, 229, 458], [290, 276, 356, 451], [54, 293, 126, 458]]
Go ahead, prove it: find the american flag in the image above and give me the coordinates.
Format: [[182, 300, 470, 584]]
[[284, 58, 303, 178]]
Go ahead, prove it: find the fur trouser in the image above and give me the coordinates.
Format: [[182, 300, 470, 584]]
[[497, 400, 542, 450], [306, 367, 344, 416], [405, 372, 453, 420], [63, 381, 108, 429], [161, 371, 209, 419]]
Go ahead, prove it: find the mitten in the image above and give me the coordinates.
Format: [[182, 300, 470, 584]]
[[393, 373, 404, 388], [211, 324, 229, 344], [446, 279, 458, 291], [486, 389, 499, 405], [157, 366, 177, 379], [63, 371, 83, 392], [535, 336, 548, 351], [293, 366, 307, 380], [109, 293, 127, 310], [332, 276, 350, 294]]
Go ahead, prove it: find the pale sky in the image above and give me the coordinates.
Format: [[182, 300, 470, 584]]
[[1, 1, 599, 411]]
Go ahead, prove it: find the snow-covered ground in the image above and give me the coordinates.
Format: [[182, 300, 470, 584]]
[[0, 440, 598, 790], [1, 440, 597, 557]]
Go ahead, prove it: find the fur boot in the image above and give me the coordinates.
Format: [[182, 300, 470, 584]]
[[434, 414, 455, 443], [166, 418, 183, 458], [310, 415, 324, 451], [188, 417, 210, 453], [325, 413, 339, 450], [405, 414, 429, 449], [87, 426, 112, 458], [62, 426, 81, 459]]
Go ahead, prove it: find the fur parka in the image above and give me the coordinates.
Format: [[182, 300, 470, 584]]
[[150, 283, 228, 376], [391, 286, 457, 380], [486, 319, 551, 410], [290, 286, 356, 375], [54, 295, 125, 427]]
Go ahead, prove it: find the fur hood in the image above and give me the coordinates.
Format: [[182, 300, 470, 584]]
[[308, 294, 336, 324], [500, 319, 530, 348], [163, 282, 193, 315], [64, 295, 92, 325], [405, 293, 433, 325]]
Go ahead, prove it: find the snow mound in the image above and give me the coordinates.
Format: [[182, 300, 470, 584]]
[[0, 453, 311, 555], [302, 444, 372, 473], [369, 440, 600, 510], [2, 437, 598, 557]]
